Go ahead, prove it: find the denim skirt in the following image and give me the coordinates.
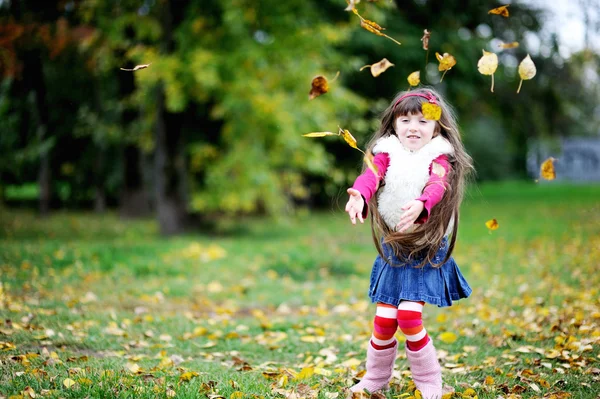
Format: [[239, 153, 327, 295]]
[[368, 238, 471, 308]]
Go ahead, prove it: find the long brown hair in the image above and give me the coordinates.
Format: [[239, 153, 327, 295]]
[[364, 87, 474, 267]]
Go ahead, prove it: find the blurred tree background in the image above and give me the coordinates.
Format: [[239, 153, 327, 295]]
[[1, 0, 598, 234]]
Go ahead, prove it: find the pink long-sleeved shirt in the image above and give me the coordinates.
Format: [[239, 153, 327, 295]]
[[352, 153, 450, 223]]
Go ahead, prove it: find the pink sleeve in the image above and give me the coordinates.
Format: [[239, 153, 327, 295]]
[[351, 152, 390, 219], [415, 154, 451, 224]]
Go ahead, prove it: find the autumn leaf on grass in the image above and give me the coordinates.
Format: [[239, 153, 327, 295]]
[[352, 9, 401, 46], [359, 58, 394, 77], [309, 72, 339, 100], [485, 218, 499, 231], [488, 5, 509, 17], [499, 41, 519, 49], [422, 103, 441, 121], [435, 52, 456, 82], [517, 54, 536, 93], [540, 157, 556, 180], [120, 63, 151, 72], [421, 29, 431, 50], [407, 71, 421, 87], [477, 50, 498, 92], [438, 331, 457, 344]]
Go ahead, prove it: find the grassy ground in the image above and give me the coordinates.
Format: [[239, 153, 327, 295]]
[[1, 181, 599, 399]]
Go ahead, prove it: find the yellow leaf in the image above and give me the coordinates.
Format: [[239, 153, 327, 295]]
[[296, 367, 314, 380], [517, 54, 536, 93], [340, 128, 358, 150], [477, 50, 498, 92], [435, 52, 456, 82], [344, 0, 360, 11], [488, 5, 509, 17], [364, 151, 379, 177], [302, 132, 338, 137], [126, 363, 141, 373], [485, 219, 499, 231], [23, 387, 36, 398], [438, 331, 458, 344], [407, 71, 421, 87], [540, 157, 556, 180], [230, 392, 244, 399], [360, 58, 394, 77], [422, 103, 442, 121], [309, 75, 328, 100], [484, 375, 495, 385], [498, 41, 519, 49], [63, 378, 76, 388]]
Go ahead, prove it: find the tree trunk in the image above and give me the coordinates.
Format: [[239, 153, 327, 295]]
[[120, 144, 150, 217], [93, 148, 106, 213]]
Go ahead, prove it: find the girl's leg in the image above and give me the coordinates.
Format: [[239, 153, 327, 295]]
[[397, 301, 442, 399], [350, 303, 399, 393]]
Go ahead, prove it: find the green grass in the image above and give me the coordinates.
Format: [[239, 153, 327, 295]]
[[1, 181, 599, 398]]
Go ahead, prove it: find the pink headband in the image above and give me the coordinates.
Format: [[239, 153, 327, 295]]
[[393, 92, 438, 109]]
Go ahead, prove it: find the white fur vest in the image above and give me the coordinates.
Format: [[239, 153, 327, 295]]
[[372, 135, 454, 230]]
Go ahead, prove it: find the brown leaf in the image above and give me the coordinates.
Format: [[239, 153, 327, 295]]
[[421, 29, 431, 50], [309, 76, 329, 100], [120, 63, 151, 72], [488, 5, 509, 17], [359, 58, 394, 77]]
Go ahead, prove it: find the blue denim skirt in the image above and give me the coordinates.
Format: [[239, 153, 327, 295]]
[[368, 238, 472, 308]]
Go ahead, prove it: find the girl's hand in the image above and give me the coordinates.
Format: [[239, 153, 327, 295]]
[[345, 188, 365, 225], [396, 200, 424, 232]]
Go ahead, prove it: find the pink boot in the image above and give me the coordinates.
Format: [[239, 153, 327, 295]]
[[350, 341, 398, 393], [405, 340, 442, 399]]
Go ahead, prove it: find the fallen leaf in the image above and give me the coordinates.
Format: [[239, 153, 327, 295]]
[[438, 331, 458, 344], [63, 378, 76, 388], [120, 63, 151, 72], [488, 5, 509, 17], [359, 58, 394, 77], [486, 219, 499, 231], [540, 157, 556, 180], [477, 50, 498, 92], [407, 71, 421, 87], [517, 54, 536, 93]]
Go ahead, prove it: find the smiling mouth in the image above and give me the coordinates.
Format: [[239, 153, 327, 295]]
[[407, 135, 420, 139]]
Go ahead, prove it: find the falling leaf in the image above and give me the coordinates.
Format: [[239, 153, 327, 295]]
[[421, 29, 431, 50], [359, 58, 394, 77], [353, 9, 402, 46], [302, 132, 338, 138], [364, 151, 379, 177], [120, 63, 151, 72], [477, 50, 498, 92], [63, 378, 76, 388], [422, 103, 441, 121], [438, 331, 458, 344], [485, 219, 499, 231], [517, 54, 536, 93], [540, 157, 556, 180], [407, 71, 421, 87], [345, 0, 360, 11], [340, 128, 358, 150], [498, 41, 519, 49], [435, 52, 456, 82], [309, 76, 329, 100], [488, 5, 509, 17]]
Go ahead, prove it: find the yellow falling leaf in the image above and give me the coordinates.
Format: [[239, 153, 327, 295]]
[[498, 41, 519, 49], [309, 76, 329, 100], [422, 103, 442, 121], [435, 52, 456, 82], [540, 157, 556, 180], [407, 71, 421, 87], [517, 54, 536, 93], [359, 58, 395, 77], [353, 9, 402, 46], [485, 219, 499, 231], [438, 331, 458, 344], [477, 50, 498, 92], [364, 151, 379, 177], [63, 378, 76, 388], [302, 132, 337, 137], [340, 128, 358, 150], [344, 0, 360, 11], [488, 5, 509, 17]]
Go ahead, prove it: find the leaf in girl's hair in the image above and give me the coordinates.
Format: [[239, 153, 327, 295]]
[[488, 5, 509, 17], [422, 103, 441, 121], [309, 76, 329, 100], [477, 50, 499, 92], [499, 41, 519, 49], [302, 132, 337, 137], [421, 29, 431, 50], [485, 219, 499, 230], [435, 52, 456, 82], [364, 151, 379, 177], [339, 128, 359, 150], [407, 71, 421, 87], [344, 0, 360, 11], [540, 157, 556, 180], [359, 58, 394, 77], [517, 54, 536, 93]]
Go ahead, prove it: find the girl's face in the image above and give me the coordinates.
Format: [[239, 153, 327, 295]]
[[394, 112, 437, 152]]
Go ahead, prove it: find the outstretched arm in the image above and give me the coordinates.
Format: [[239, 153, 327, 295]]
[[345, 152, 390, 224]]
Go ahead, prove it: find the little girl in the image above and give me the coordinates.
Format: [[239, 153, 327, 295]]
[[345, 87, 474, 399]]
